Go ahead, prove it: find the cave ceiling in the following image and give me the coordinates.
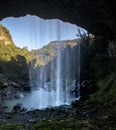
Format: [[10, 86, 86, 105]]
[[0, 0, 116, 40]]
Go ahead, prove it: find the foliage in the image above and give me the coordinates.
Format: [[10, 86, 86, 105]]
[[0, 44, 31, 83], [31, 39, 78, 67], [0, 117, 100, 130], [0, 42, 31, 62], [0, 24, 31, 83], [0, 123, 25, 130]]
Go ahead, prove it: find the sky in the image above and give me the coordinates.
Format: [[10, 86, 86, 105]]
[[0, 14, 85, 50]]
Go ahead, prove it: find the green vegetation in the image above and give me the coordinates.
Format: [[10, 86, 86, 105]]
[[0, 24, 14, 46], [31, 39, 78, 67], [0, 123, 25, 130], [0, 40, 31, 62], [86, 73, 116, 113], [78, 73, 116, 129], [0, 24, 31, 83], [30, 117, 99, 130], [0, 117, 101, 130]]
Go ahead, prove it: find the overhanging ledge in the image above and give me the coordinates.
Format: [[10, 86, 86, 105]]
[[0, 0, 115, 39]]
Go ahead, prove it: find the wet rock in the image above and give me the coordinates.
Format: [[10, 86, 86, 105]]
[[0, 79, 27, 111], [12, 103, 27, 113], [0, 104, 8, 112], [14, 91, 24, 99], [81, 80, 90, 88], [80, 80, 90, 97], [0, 82, 8, 89], [9, 82, 21, 89], [23, 86, 31, 91]]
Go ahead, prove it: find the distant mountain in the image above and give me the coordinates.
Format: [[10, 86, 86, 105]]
[[31, 39, 78, 67], [29, 39, 80, 89]]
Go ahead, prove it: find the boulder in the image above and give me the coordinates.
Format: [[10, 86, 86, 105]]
[[12, 103, 22, 112]]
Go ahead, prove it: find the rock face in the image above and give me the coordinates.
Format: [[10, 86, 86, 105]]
[[0, 24, 14, 45], [0, 24, 30, 83], [30, 39, 79, 89], [0, 25, 30, 111], [0, 0, 115, 39], [31, 39, 78, 67]]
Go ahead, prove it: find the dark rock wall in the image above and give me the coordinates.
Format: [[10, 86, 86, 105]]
[[0, 0, 116, 39]]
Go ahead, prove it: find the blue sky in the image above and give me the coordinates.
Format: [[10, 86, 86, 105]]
[[0, 15, 84, 50]]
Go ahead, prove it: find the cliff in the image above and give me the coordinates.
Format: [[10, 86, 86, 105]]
[[0, 24, 14, 46], [31, 39, 78, 66], [0, 24, 30, 84]]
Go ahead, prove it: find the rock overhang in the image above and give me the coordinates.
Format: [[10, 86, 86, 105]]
[[0, 0, 115, 40]]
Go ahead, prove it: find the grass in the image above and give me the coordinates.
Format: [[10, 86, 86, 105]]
[[0, 117, 100, 130]]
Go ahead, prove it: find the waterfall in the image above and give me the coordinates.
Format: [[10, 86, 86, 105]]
[[4, 19, 81, 111], [56, 44, 62, 105], [77, 42, 81, 99], [22, 43, 81, 110], [55, 21, 62, 105]]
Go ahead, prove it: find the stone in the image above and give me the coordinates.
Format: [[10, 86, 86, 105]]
[[81, 80, 90, 88], [13, 103, 22, 112], [14, 92, 24, 99], [12, 103, 27, 113]]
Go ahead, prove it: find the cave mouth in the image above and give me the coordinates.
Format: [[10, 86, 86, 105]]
[[1, 14, 87, 112], [0, 14, 87, 50]]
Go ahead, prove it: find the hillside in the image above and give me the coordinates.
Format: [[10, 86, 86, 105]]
[[31, 39, 78, 67], [0, 24, 31, 62], [0, 24, 31, 83], [0, 24, 14, 46]]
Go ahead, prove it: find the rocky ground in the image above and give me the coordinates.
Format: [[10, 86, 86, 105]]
[[0, 72, 116, 130], [0, 99, 115, 130], [0, 73, 30, 113]]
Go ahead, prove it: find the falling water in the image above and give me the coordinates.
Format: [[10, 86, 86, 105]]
[[77, 42, 81, 99], [55, 21, 63, 105], [56, 44, 62, 105], [22, 20, 79, 110], [4, 18, 81, 111]]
